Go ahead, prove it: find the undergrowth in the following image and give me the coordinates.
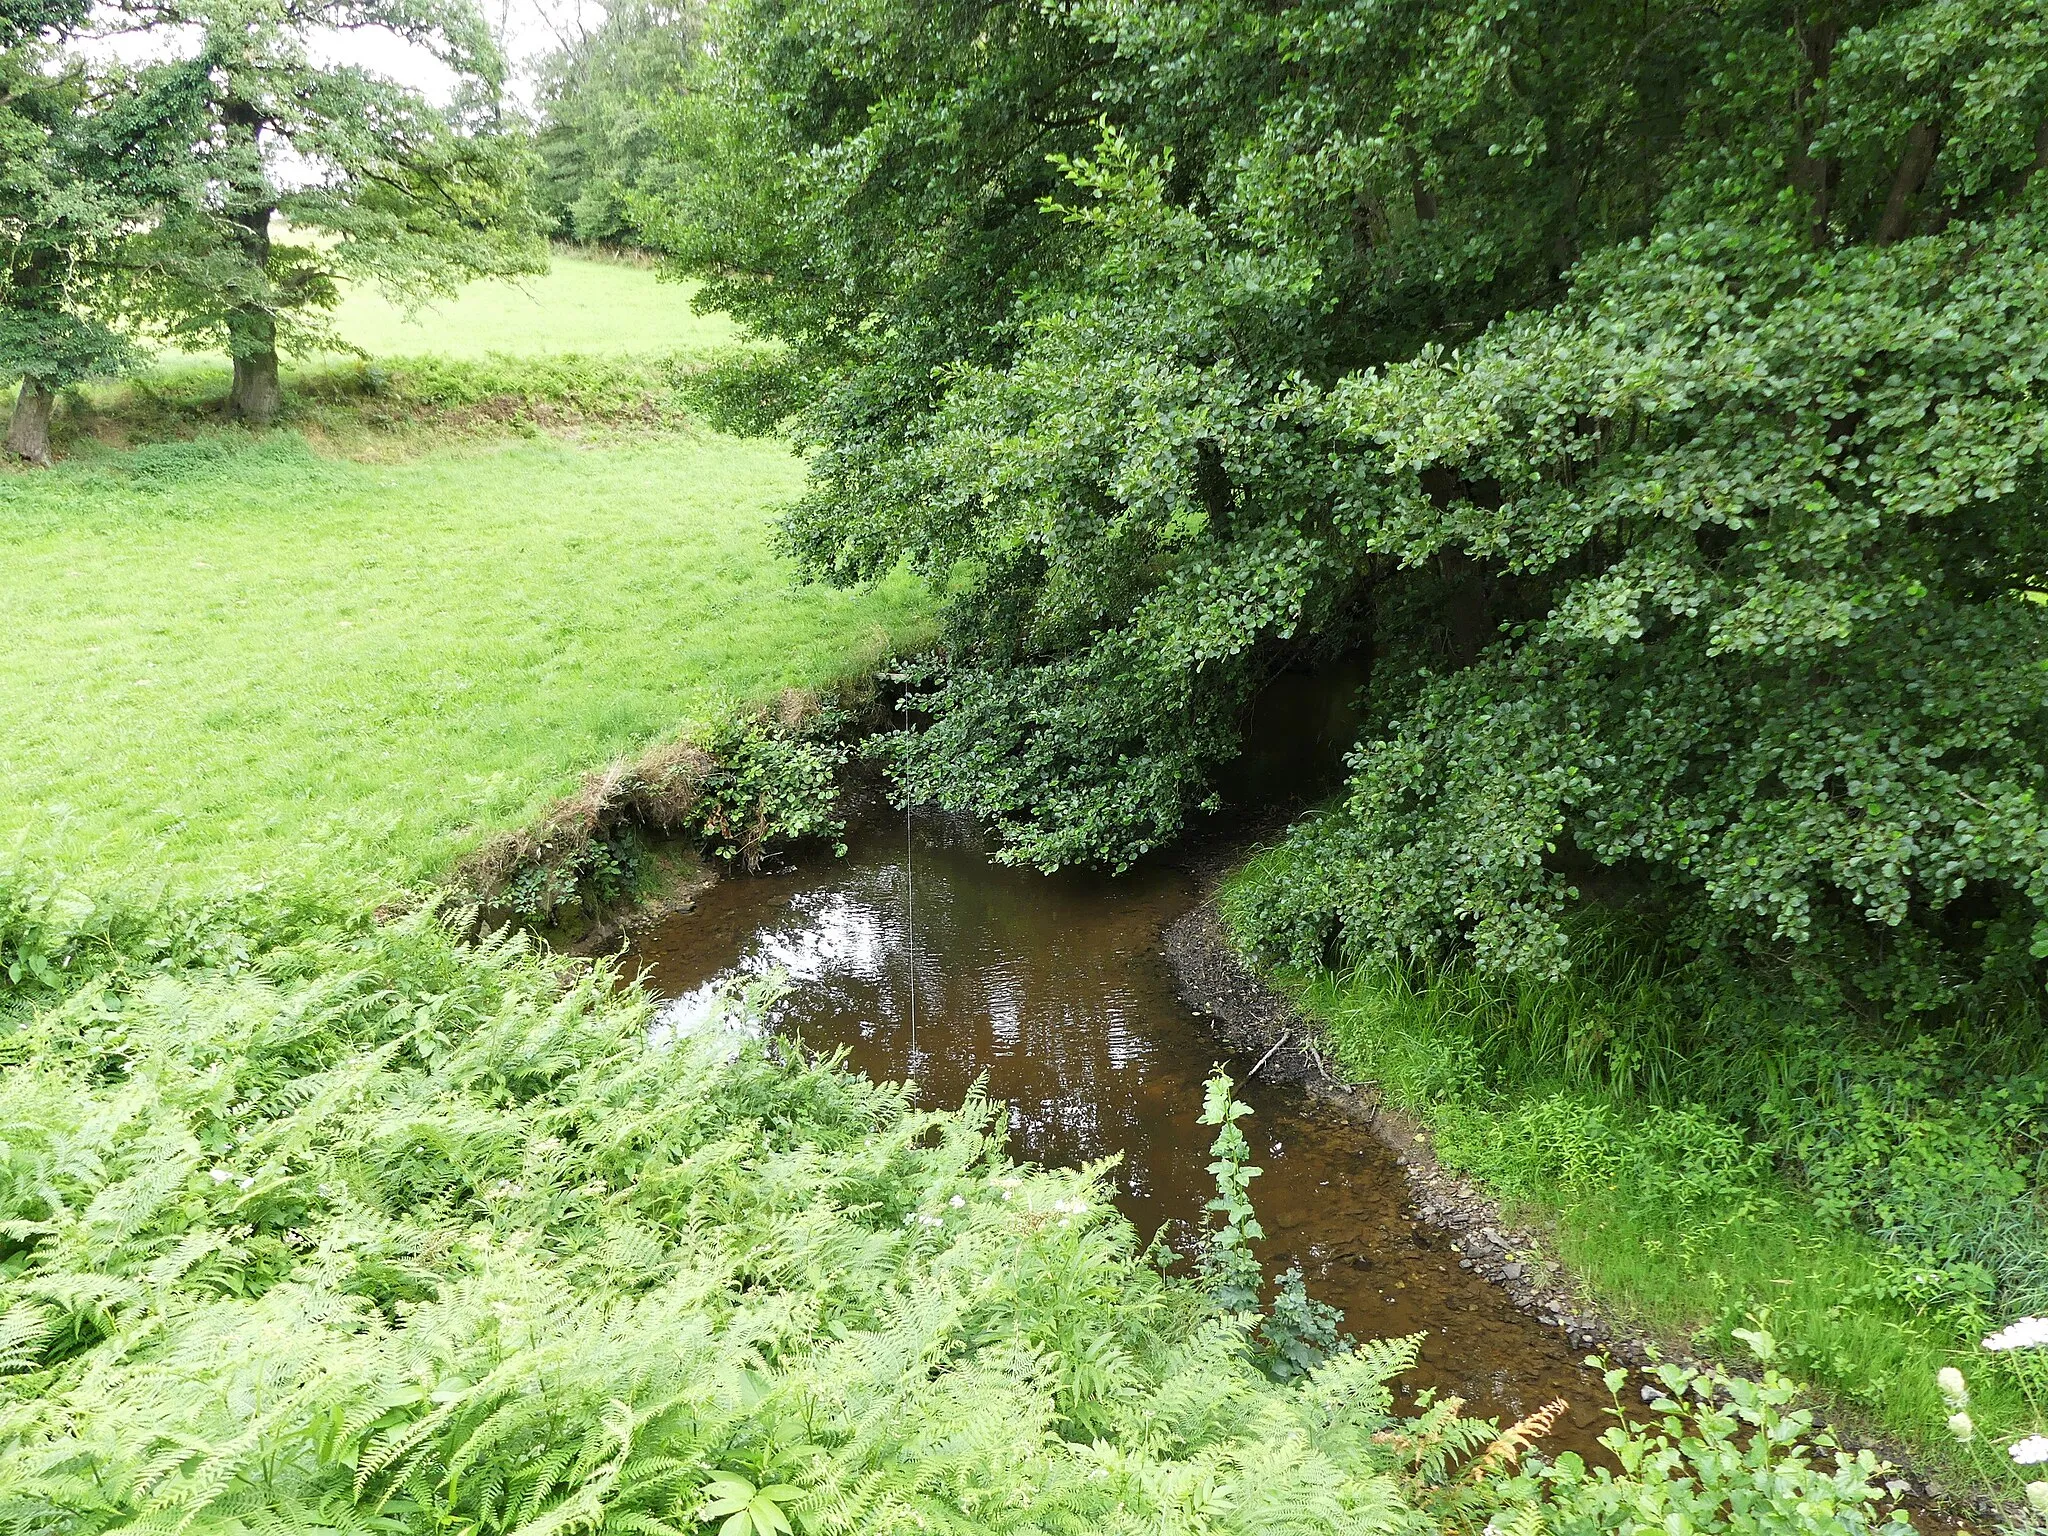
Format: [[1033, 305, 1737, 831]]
[[36, 347, 769, 459], [456, 689, 860, 927], [1221, 838, 2048, 1496], [0, 869, 1920, 1534]]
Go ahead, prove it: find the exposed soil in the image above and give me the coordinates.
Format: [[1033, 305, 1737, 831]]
[[1159, 899, 1987, 1527]]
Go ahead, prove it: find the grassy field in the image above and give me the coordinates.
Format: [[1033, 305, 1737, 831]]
[[327, 256, 739, 358], [1, 254, 926, 889], [144, 253, 738, 371]]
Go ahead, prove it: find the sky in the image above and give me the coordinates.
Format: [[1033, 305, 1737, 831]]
[[86, 0, 599, 110]]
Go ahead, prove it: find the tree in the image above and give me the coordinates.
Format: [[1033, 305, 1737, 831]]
[[532, 0, 702, 247], [656, 0, 2048, 1014], [115, 0, 545, 423], [0, 0, 186, 463]]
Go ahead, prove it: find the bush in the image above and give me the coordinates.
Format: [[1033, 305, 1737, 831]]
[[460, 692, 855, 924]]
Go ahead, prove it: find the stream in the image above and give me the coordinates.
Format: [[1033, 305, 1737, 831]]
[[625, 807, 1620, 1459]]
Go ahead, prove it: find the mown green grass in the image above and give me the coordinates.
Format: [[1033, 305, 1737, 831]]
[[329, 255, 738, 358], [1, 248, 933, 889], [143, 254, 736, 374], [0, 424, 924, 889]]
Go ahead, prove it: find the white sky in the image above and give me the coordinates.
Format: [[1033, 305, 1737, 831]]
[[87, 0, 599, 111]]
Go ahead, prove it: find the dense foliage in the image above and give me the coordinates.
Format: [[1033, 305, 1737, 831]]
[[656, 0, 2048, 1013], [110, 0, 545, 422], [0, 1, 187, 461], [0, 876, 1917, 1533], [532, 0, 703, 246]]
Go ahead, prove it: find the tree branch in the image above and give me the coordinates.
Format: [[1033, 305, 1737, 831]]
[[1875, 121, 1940, 245]]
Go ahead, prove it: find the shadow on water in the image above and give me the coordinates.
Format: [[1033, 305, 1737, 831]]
[[626, 805, 1623, 1460]]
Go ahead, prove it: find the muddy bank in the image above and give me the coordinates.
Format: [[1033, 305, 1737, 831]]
[[1161, 901, 1980, 1521], [1165, 903, 1665, 1368]]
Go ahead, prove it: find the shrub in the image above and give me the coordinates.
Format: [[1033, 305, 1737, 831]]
[[459, 691, 854, 923]]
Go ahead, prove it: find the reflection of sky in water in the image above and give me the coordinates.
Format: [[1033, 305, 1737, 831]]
[[648, 857, 1173, 1195], [632, 817, 1618, 1454], [652, 888, 891, 1040]]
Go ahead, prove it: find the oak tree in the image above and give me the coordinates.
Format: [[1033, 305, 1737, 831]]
[[117, 0, 545, 422], [0, 0, 187, 462]]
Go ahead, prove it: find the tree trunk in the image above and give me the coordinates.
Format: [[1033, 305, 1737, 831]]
[[227, 328, 283, 425], [221, 178, 283, 426], [1876, 122, 1942, 245], [4, 379, 55, 467], [1790, 15, 1840, 248]]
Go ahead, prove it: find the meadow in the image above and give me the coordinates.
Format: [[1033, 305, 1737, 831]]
[[0, 256, 926, 888], [145, 252, 742, 369]]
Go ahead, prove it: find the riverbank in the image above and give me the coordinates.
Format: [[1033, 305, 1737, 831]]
[[356, 657, 2035, 1518], [0, 272, 928, 893], [1173, 868, 2041, 1513]]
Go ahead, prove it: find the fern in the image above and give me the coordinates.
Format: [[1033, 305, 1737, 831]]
[[0, 879, 1910, 1536]]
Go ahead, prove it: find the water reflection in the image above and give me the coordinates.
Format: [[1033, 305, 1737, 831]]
[[627, 812, 1616, 1451]]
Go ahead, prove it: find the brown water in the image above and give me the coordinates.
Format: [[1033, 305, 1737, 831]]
[[626, 811, 1618, 1455]]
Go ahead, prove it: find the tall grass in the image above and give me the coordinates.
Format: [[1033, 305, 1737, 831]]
[[1221, 839, 2048, 1491]]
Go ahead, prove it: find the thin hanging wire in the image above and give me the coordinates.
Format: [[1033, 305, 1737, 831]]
[[901, 696, 916, 1061]]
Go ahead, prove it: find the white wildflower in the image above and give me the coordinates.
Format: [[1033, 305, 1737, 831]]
[[1947, 1413, 1975, 1444], [949, 1194, 965, 1208], [1983, 1318, 2048, 1352], [208, 1168, 233, 1184], [1938, 1367, 1969, 1407], [235, 1176, 254, 1191], [2011, 1435, 2048, 1466]]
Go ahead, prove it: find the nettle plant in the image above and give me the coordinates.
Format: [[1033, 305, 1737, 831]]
[[1198, 1070, 1347, 1382]]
